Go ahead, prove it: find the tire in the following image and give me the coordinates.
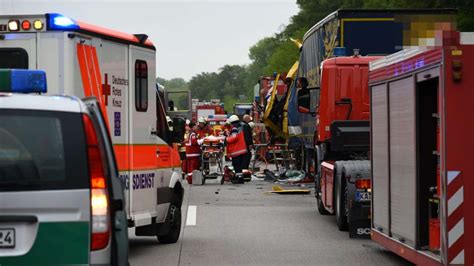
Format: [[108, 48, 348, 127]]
[[317, 194, 329, 215], [335, 176, 348, 231], [157, 198, 182, 244], [315, 177, 329, 215]]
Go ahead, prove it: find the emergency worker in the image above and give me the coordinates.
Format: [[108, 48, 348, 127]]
[[195, 117, 212, 139], [241, 114, 254, 171], [180, 119, 191, 179], [184, 122, 201, 184], [225, 115, 248, 183]]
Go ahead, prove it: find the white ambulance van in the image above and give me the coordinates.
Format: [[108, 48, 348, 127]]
[[0, 13, 184, 243]]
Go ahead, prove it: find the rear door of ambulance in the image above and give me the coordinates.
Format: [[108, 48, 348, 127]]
[[0, 106, 91, 265], [129, 45, 170, 225]]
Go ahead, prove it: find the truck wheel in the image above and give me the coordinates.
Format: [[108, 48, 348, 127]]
[[315, 178, 329, 215], [335, 176, 348, 231], [157, 197, 182, 244], [317, 196, 329, 215]]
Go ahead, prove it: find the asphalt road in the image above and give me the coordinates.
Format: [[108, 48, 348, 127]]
[[129, 177, 411, 266]]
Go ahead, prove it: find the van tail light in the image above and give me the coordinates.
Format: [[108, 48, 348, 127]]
[[355, 179, 371, 190], [83, 114, 110, 251]]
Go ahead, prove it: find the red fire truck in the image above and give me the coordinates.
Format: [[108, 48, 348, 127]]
[[191, 99, 225, 122], [297, 53, 381, 238], [369, 33, 474, 265]]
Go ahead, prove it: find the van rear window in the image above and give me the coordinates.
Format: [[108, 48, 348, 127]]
[[0, 110, 89, 191], [0, 48, 28, 69]]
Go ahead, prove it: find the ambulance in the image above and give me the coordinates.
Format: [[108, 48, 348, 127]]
[[0, 14, 184, 243]]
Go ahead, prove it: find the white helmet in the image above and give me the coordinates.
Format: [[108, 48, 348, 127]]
[[248, 122, 255, 128], [226, 115, 239, 124], [186, 119, 191, 125], [198, 117, 206, 123]]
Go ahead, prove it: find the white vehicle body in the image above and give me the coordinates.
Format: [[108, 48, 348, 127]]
[[0, 14, 184, 234]]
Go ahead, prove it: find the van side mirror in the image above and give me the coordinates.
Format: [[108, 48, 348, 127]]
[[297, 86, 319, 114], [172, 117, 186, 143]]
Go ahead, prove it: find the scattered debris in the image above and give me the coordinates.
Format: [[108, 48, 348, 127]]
[[264, 185, 311, 194]]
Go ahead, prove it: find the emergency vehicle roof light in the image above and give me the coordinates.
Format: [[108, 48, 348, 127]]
[[46, 13, 79, 31], [333, 47, 346, 57], [0, 69, 47, 93]]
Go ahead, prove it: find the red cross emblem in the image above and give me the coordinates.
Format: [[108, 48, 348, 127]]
[[102, 73, 111, 106]]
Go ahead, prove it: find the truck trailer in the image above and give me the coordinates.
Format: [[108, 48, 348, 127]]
[[288, 9, 456, 175], [369, 33, 474, 264]]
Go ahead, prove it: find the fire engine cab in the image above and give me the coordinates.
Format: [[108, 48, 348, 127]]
[[0, 13, 184, 243]]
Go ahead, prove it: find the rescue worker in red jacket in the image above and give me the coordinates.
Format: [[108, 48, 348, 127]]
[[225, 115, 248, 184], [185, 122, 201, 184], [195, 117, 213, 139]]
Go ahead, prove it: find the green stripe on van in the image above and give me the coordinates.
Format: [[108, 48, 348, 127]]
[[0, 221, 89, 265]]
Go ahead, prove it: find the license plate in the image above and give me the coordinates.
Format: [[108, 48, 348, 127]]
[[0, 228, 15, 248], [356, 191, 371, 202]]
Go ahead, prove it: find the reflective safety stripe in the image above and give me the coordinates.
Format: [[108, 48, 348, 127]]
[[447, 170, 464, 265], [76, 44, 93, 97], [77, 43, 110, 129], [228, 149, 247, 157], [114, 144, 181, 171]]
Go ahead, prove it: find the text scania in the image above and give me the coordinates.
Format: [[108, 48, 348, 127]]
[[132, 173, 155, 190]]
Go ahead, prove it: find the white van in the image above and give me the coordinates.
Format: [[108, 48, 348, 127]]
[[0, 13, 184, 244]]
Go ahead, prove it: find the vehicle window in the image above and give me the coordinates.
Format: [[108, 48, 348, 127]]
[[0, 48, 28, 69], [0, 110, 89, 191], [156, 92, 172, 144], [135, 60, 148, 112]]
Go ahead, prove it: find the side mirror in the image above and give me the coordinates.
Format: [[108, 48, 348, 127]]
[[297, 86, 319, 114], [172, 117, 186, 143], [297, 88, 311, 113]]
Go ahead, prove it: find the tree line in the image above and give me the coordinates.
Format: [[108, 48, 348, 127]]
[[158, 0, 473, 112]]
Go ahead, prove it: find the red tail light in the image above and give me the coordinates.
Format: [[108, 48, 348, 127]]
[[355, 179, 371, 189], [83, 114, 110, 251]]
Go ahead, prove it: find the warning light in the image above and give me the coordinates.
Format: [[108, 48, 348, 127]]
[[33, 20, 44, 30], [0, 69, 47, 93], [8, 20, 19, 31], [46, 13, 79, 30], [21, 20, 31, 30]]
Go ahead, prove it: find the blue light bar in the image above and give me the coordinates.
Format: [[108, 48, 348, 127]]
[[46, 13, 79, 31], [333, 47, 347, 57], [0, 69, 47, 93]]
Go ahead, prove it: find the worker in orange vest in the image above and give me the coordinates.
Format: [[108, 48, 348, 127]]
[[225, 115, 248, 184], [184, 122, 201, 184]]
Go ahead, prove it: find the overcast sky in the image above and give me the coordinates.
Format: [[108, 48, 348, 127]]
[[0, 0, 299, 80]]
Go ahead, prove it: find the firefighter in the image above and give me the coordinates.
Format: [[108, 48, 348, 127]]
[[225, 115, 248, 184], [195, 116, 212, 138], [184, 122, 201, 184]]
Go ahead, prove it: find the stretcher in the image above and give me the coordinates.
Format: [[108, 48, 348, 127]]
[[200, 136, 225, 185]]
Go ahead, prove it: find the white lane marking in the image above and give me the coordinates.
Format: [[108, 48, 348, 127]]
[[186, 205, 197, 226]]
